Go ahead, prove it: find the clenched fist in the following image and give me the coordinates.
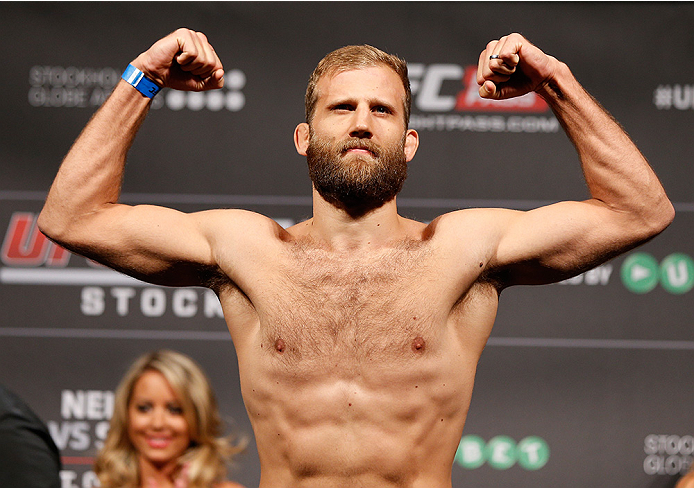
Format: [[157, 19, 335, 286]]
[[477, 33, 560, 100], [131, 28, 224, 92]]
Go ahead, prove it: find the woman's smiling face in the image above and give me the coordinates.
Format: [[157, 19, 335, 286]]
[[127, 369, 191, 469]]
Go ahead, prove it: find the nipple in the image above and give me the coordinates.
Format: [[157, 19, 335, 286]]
[[412, 336, 426, 353], [275, 338, 285, 353]]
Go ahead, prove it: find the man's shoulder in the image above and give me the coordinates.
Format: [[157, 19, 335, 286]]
[[197, 208, 291, 239], [0, 385, 32, 420], [426, 207, 519, 237], [420, 208, 523, 276]]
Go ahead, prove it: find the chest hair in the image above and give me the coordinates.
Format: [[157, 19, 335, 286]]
[[259, 240, 440, 364]]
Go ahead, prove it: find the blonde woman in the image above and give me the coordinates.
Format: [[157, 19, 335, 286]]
[[95, 350, 246, 488]]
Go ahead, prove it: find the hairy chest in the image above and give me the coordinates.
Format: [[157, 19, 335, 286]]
[[249, 242, 460, 365]]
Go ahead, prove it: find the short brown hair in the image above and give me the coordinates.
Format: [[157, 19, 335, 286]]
[[305, 44, 411, 127]]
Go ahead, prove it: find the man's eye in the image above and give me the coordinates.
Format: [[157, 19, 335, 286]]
[[334, 104, 353, 111], [374, 106, 390, 114]]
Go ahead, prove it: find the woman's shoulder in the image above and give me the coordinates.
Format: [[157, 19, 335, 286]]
[[214, 481, 246, 488], [676, 471, 694, 488]]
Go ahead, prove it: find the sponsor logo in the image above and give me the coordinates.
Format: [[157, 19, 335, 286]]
[[644, 434, 694, 475], [621, 252, 694, 294], [28, 65, 246, 111], [455, 434, 550, 471], [164, 69, 245, 112], [60, 470, 99, 488], [49, 390, 113, 453], [653, 85, 694, 110], [80, 286, 224, 318], [408, 63, 558, 133], [557, 264, 613, 286], [49, 389, 113, 488], [1, 212, 70, 267]]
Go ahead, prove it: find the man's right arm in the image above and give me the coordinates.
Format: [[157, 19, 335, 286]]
[[38, 29, 226, 287]]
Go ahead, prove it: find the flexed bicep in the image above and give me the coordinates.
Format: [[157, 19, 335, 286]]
[[45, 203, 220, 287], [38, 28, 231, 288], [474, 33, 672, 288], [491, 199, 650, 287]]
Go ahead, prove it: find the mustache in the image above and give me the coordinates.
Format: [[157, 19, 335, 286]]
[[338, 139, 381, 157]]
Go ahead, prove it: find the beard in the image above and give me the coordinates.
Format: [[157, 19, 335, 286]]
[[306, 131, 408, 217]]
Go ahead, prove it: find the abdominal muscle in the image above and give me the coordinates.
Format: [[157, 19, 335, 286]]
[[237, 317, 483, 488]]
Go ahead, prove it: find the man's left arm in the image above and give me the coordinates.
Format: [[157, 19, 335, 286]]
[[477, 33, 675, 286]]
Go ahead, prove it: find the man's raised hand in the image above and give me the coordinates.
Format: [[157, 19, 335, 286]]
[[131, 28, 224, 92], [477, 33, 559, 100]]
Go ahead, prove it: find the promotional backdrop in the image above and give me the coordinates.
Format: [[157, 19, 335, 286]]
[[1, 3, 693, 487]]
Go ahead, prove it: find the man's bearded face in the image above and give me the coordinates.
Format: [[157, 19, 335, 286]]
[[306, 130, 408, 215]]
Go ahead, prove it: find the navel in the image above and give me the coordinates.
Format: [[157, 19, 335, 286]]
[[411, 336, 426, 353], [275, 338, 286, 353]]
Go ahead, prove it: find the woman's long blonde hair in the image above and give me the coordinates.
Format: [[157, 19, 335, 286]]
[[95, 350, 246, 487]]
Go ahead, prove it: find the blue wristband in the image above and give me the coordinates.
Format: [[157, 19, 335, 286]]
[[121, 64, 161, 99]]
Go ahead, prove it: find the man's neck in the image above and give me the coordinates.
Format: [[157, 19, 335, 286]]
[[306, 188, 408, 251]]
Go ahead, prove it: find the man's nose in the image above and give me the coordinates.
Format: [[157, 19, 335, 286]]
[[350, 107, 372, 138]]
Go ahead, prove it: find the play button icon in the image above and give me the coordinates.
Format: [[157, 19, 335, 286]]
[[621, 253, 659, 293]]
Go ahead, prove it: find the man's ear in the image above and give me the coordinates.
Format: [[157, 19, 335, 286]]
[[404, 129, 419, 162], [294, 123, 310, 156]]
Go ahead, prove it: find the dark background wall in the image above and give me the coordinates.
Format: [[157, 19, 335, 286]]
[[1, 2, 693, 487]]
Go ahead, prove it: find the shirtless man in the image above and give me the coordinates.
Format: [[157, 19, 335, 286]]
[[38, 29, 674, 488]]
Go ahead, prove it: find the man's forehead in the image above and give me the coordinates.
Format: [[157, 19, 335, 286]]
[[316, 66, 406, 101]]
